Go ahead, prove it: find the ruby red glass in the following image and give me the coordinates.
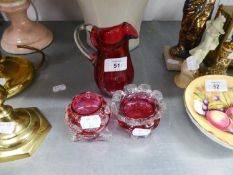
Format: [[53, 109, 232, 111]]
[[111, 84, 166, 137], [74, 22, 139, 96], [65, 92, 110, 141]]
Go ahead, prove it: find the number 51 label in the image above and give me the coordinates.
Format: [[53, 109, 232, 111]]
[[104, 57, 127, 72], [205, 80, 228, 92]]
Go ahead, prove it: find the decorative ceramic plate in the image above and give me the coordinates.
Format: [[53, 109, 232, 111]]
[[184, 75, 233, 150]]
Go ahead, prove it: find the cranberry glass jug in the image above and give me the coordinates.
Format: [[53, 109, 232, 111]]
[[74, 22, 138, 96]]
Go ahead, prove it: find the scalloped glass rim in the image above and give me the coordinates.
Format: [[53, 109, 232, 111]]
[[71, 92, 103, 116], [111, 84, 166, 126]]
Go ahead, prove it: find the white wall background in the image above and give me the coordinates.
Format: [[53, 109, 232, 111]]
[[25, 0, 233, 21]]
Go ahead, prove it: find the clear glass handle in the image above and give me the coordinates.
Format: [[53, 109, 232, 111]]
[[74, 24, 97, 64]]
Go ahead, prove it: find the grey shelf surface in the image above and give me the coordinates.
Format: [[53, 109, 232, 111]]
[[1, 21, 233, 175]]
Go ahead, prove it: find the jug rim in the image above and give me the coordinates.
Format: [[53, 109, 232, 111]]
[[90, 22, 139, 49]]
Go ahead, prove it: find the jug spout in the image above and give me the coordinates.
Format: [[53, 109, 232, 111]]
[[122, 22, 139, 40]]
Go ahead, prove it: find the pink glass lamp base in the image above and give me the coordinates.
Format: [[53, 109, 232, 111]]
[[0, 0, 53, 54], [1, 24, 53, 54]]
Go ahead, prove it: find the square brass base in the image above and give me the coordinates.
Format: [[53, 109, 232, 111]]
[[0, 107, 51, 163]]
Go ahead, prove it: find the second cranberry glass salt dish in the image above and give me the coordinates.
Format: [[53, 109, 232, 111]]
[[74, 22, 138, 96], [65, 92, 110, 141], [111, 84, 166, 137]]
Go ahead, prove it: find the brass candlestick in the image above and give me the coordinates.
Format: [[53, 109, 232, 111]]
[[0, 45, 45, 98], [164, 0, 216, 70], [0, 85, 51, 163], [0, 53, 34, 98], [206, 41, 233, 75]]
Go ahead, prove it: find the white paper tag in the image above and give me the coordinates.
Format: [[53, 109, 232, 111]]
[[186, 56, 199, 71], [0, 78, 6, 86], [205, 80, 228, 92], [166, 58, 179, 65], [0, 122, 16, 134], [53, 84, 66, 92], [104, 57, 127, 72], [132, 128, 151, 137], [228, 52, 233, 60], [80, 115, 101, 129]]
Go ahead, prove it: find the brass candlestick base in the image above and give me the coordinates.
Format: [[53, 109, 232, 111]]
[[0, 54, 34, 98], [0, 86, 51, 163]]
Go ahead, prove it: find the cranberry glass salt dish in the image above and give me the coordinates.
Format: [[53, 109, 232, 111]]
[[111, 84, 166, 137], [65, 92, 111, 141]]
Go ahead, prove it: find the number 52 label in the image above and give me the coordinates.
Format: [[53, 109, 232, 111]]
[[104, 57, 127, 72], [205, 80, 228, 92]]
